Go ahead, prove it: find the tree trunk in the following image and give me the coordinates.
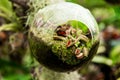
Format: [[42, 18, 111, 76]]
[[35, 67, 80, 80]]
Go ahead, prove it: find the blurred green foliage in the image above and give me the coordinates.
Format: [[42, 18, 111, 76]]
[[110, 45, 120, 64], [0, 0, 120, 80], [0, 0, 13, 18], [0, 0, 22, 31]]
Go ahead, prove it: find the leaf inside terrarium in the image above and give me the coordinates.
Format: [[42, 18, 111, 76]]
[[68, 20, 88, 33]]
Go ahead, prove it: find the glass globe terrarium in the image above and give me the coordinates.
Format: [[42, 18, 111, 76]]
[[29, 2, 99, 72]]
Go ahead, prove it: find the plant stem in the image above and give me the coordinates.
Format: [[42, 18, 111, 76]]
[[0, 23, 20, 31], [0, 12, 11, 21]]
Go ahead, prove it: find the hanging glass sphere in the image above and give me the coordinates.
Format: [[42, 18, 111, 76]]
[[29, 2, 99, 72]]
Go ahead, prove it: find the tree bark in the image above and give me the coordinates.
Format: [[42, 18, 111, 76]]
[[34, 67, 80, 80]]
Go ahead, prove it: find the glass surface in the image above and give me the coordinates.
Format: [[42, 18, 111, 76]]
[[29, 2, 99, 72]]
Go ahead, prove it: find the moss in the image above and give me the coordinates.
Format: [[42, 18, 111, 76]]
[[52, 41, 80, 65]]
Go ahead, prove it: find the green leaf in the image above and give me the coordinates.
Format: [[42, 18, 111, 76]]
[[0, 0, 13, 16], [0, 23, 21, 31], [114, 6, 120, 18], [3, 74, 31, 80], [66, 0, 80, 4], [92, 56, 113, 66], [110, 45, 120, 64], [0, 0, 13, 11], [0, 58, 29, 72], [68, 20, 88, 33], [0, 12, 11, 20]]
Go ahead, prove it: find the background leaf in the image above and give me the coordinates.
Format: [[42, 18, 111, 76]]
[[110, 45, 120, 64], [0, 0, 13, 16]]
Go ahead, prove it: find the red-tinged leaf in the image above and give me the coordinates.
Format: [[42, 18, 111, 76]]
[[66, 40, 72, 47], [76, 53, 84, 59], [75, 48, 81, 55]]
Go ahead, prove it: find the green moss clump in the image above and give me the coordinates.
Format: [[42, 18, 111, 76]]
[[52, 41, 80, 65]]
